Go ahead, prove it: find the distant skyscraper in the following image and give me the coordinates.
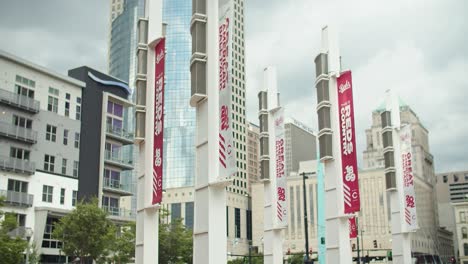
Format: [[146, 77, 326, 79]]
[[247, 123, 260, 192], [284, 118, 317, 177], [161, 0, 195, 188]]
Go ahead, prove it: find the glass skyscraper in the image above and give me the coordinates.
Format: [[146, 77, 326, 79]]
[[109, 0, 195, 189], [162, 0, 195, 188]]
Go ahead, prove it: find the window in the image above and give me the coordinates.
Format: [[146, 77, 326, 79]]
[[42, 217, 62, 249], [63, 129, 69, 145], [8, 179, 28, 193], [60, 188, 65, 205], [62, 158, 67, 175], [65, 93, 70, 100], [171, 203, 181, 220], [465, 243, 468, 256], [455, 175, 460, 182], [443, 175, 448, 183], [48, 87, 59, 96], [42, 185, 53, 203], [107, 101, 123, 117], [185, 202, 194, 229], [461, 212, 466, 223], [76, 105, 81, 120], [44, 155, 55, 172], [47, 96, 58, 113], [235, 208, 241, 238], [73, 161, 79, 177], [46, 124, 57, 142], [463, 227, 468, 239], [102, 196, 119, 215], [10, 147, 30, 160], [13, 115, 32, 129], [72, 190, 78, 206], [16, 75, 35, 88], [65, 101, 70, 117], [16, 84, 35, 98], [74, 132, 80, 148], [246, 209, 252, 240], [15, 75, 35, 98]]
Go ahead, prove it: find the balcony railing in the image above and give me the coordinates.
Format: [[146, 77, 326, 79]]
[[106, 123, 134, 143], [0, 156, 35, 174], [0, 189, 34, 207], [102, 206, 135, 219], [0, 121, 37, 143], [104, 150, 134, 169], [0, 88, 40, 113], [103, 177, 132, 194]]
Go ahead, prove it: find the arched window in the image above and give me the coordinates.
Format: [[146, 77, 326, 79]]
[[463, 227, 468, 239]]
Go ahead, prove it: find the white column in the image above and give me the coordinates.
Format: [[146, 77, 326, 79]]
[[262, 67, 284, 264], [321, 25, 353, 264], [192, 0, 230, 263], [386, 91, 412, 264], [135, 1, 163, 264]]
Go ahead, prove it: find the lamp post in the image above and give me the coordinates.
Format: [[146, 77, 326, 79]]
[[301, 172, 311, 264], [25, 228, 33, 264]]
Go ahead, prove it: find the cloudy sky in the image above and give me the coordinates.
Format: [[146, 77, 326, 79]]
[[0, 0, 466, 173]]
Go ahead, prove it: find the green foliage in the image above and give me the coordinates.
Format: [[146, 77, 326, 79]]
[[227, 254, 264, 264], [0, 196, 28, 264], [101, 221, 136, 264], [286, 253, 307, 264], [159, 212, 193, 264], [53, 198, 115, 263]]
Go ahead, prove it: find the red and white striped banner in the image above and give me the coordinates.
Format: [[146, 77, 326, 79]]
[[337, 71, 360, 214], [273, 108, 287, 227], [152, 38, 165, 205], [349, 216, 357, 239], [400, 124, 417, 231], [218, 0, 237, 179]]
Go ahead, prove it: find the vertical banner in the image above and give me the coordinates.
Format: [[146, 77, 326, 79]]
[[348, 216, 357, 239], [152, 38, 165, 205], [218, 0, 237, 179], [273, 108, 287, 227], [400, 124, 418, 231], [337, 70, 360, 214]]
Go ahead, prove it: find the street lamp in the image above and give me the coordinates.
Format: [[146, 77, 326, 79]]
[[301, 172, 313, 264]]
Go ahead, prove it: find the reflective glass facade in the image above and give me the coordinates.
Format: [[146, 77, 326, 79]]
[[162, 0, 195, 188]]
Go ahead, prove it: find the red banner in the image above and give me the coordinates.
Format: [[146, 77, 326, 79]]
[[152, 38, 165, 205], [337, 71, 360, 214], [349, 216, 357, 239]]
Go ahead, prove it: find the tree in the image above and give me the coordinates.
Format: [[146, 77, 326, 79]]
[[102, 221, 136, 264], [159, 210, 193, 263], [53, 199, 115, 264], [0, 196, 28, 264]]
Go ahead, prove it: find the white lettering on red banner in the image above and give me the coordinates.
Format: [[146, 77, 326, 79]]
[[337, 71, 360, 214], [349, 216, 357, 239], [274, 108, 287, 227], [400, 124, 418, 231], [218, 0, 237, 179], [152, 38, 165, 205]]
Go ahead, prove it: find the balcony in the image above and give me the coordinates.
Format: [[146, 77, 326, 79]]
[[0, 88, 40, 113], [105, 124, 134, 145], [0, 156, 35, 175], [104, 150, 134, 170], [102, 206, 135, 221], [102, 177, 133, 196], [0, 121, 37, 143], [0, 189, 34, 207]]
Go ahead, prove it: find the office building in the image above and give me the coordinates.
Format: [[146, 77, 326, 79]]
[[284, 118, 317, 178], [0, 50, 84, 263], [453, 202, 468, 263], [436, 170, 468, 259], [247, 123, 260, 191], [363, 101, 448, 261], [68, 66, 135, 222]]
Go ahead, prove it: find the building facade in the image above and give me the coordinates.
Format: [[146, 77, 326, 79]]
[[247, 123, 260, 192], [363, 102, 447, 261], [68, 66, 134, 222], [284, 118, 317, 178], [454, 202, 468, 264], [0, 50, 84, 262]]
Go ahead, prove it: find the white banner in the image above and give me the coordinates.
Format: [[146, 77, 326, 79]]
[[218, 0, 237, 179], [399, 124, 418, 231], [273, 108, 287, 227]]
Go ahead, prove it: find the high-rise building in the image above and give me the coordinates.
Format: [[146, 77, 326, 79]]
[[161, 0, 195, 188], [363, 101, 446, 260], [435, 170, 468, 259], [68, 66, 135, 222], [284, 118, 317, 177], [247, 123, 260, 190], [226, 0, 248, 195], [0, 49, 84, 263], [452, 202, 468, 263]]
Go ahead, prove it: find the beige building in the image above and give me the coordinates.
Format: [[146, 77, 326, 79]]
[[453, 202, 468, 264], [363, 102, 453, 261], [247, 123, 260, 193]]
